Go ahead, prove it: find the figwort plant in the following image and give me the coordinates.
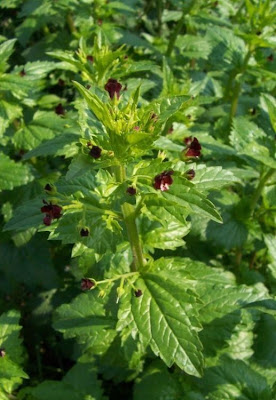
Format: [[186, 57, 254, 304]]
[[1, 1, 276, 399]]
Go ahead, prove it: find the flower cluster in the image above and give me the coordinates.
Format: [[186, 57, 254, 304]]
[[89, 145, 102, 159], [183, 136, 201, 158], [81, 278, 95, 291], [41, 200, 62, 226], [154, 170, 174, 191], [104, 78, 122, 99]]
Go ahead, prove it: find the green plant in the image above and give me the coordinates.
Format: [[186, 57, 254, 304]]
[[0, 1, 275, 399]]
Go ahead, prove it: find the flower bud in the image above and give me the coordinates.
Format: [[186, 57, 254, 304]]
[[185, 169, 195, 180], [55, 103, 65, 115], [134, 289, 143, 297], [116, 287, 125, 298], [104, 79, 122, 99], [81, 278, 95, 291], [86, 55, 94, 63], [126, 186, 136, 196], [80, 228, 89, 237], [89, 145, 102, 159]]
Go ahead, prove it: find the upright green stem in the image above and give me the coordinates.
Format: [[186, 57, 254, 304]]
[[228, 50, 253, 125], [67, 13, 76, 33], [113, 165, 145, 271], [249, 168, 275, 216], [156, 0, 163, 36], [166, 12, 186, 57]]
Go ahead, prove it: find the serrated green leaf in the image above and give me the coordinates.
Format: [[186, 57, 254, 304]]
[[261, 94, 276, 133], [0, 154, 34, 192], [53, 290, 115, 339], [0, 100, 22, 138], [230, 117, 276, 168], [3, 197, 43, 231], [191, 166, 240, 191], [117, 272, 204, 377], [13, 111, 78, 150], [197, 358, 273, 400], [161, 176, 222, 223], [133, 361, 182, 400], [176, 35, 212, 60], [0, 39, 16, 72], [0, 310, 28, 394], [23, 133, 79, 160]]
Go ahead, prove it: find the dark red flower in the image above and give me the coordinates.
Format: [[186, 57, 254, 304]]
[[55, 103, 65, 115], [267, 54, 274, 62], [168, 125, 174, 134], [89, 145, 102, 159], [43, 214, 53, 226], [104, 79, 122, 99], [41, 201, 62, 225], [81, 278, 95, 291], [19, 69, 26, 77], [126, 186, 136, 196], [134, 289, 143, 297], [44, 183, 53, 192], [154, 170, 174, 191], [183, 136, 201, 157], [133, 126, 140, 131], [58, 78, 65, 86], [80, 228, 89, 237], [0, 348, 6, 358], [86, 55, 94, 63], [185, 169, 196, 180]]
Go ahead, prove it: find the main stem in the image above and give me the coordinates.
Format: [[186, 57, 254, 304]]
[[114, 165, 144, 271], [166, 11, 186, 57], [229, 50, 253, 125], [249, 168, 275, 216]]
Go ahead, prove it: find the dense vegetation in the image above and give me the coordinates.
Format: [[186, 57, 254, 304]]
[[0, 0, 275, 399]]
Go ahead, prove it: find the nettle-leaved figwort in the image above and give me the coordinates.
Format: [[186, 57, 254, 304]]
[[16, 40, 239, 376]]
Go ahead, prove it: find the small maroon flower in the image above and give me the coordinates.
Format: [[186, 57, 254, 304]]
[[183, 136, 201, 157], [81, 278, 95, 291], [41, 201, 62, 225], [154, 170, 174, 191], [133, 126, 140, 131], [186, 169, 196, 180], [58, 78, 65, 86], [89, 145, 102, 159], [44, 183, 53, 192], [134, 289, 143, 297], [86, 55, 94, 63], [19, 69, 26, 77], [55, 103, 65, 115], [168, 126, 174, 134], [104, 79, 122, 99], [0, 348, 6, 358], [80, 228, 89, 237], [126, 186, 136, 196], [43, 214, 53, 226], [267, 54, 274, 62], [51, 205, 63, 219]]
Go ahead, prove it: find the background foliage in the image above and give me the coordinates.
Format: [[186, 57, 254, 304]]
[[0, 0, 275, 399]]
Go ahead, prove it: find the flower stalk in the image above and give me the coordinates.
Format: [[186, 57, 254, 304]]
[[113, 165, 145, 271]]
